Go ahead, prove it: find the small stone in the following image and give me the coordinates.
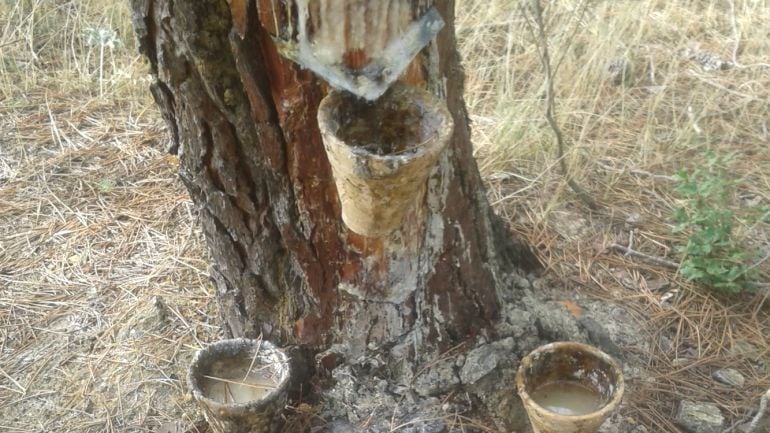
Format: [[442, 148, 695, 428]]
[[675, 400, 724, 433], [527, 298, 587, 343], [680, 47, 732, 71], [672, 358, 690, 367], [743, 389, 770, 433], [531, 278, 548, 291], [156, 421, 185, 433], [737, 422, 752, 433], [136, 296, 168, 332], [324, 421, 359, 433], [579, 316, 622, 359], [375, 380, 388, 393], [510, 273, 532, 290], [731, 341, 761, 361], [713, 368, 745, 388], [492, 336, 515, 352], [454, 354, 465, 367], [607, 57, 634, 86], [460, 344, 500, 385], [598, 414, 647, 433], [597, 413, 623, 433], [496, 307, 535, 340], [413, 359, 459, 397], [624, 212, 643, 228], [658, 335, 673, 353], [645, 278, 670, 292]]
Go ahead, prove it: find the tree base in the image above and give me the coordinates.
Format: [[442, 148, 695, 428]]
[[313, 274, 609, 433]]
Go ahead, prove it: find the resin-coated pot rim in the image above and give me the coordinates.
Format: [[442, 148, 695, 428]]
[[187, 338, 290, 415], [317, 82, 454, 167], [515, 341, 625, 421]]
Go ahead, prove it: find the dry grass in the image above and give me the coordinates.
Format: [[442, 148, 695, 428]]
[[1, 1, 218, 431], [457, 0, 770, 430], [1, 0, 769, 432]]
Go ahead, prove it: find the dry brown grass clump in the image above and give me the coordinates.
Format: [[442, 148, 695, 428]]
[[1, 1, 219, 431]]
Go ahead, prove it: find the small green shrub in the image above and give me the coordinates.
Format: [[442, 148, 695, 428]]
[[97, 178, 116, 193], [672, 153, 765, 294]]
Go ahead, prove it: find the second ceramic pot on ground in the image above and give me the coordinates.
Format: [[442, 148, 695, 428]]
[[516, 342, 624, 433], [317, 82, 454, 237]]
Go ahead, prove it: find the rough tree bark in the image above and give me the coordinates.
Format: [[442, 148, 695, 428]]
[[129, 0, 539, 409]]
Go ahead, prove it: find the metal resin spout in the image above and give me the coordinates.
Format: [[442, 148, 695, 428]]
[[267, 0, 444, 100]]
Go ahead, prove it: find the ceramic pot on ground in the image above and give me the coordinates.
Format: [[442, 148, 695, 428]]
[[188, 338, 290, 433], [516, 342, 624, 433]]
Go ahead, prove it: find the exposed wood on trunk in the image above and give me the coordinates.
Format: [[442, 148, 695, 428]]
[[129, 0, 538, 368]]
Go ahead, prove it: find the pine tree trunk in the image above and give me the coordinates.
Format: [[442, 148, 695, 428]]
[[129, 0, 538, 375]]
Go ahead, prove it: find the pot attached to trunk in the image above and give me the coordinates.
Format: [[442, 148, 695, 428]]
[[318, 82, 454, 237]]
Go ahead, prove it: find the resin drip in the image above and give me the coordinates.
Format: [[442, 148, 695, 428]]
[[201, 365, 278, 404], [336, 88, 425, 155], [530, 381, 603, 416]]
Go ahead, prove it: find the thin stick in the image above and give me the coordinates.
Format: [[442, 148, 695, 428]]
[[525, 0, 599, 210], [223, 382, 228, 403], [243, 336, 263, 381], [202, 375, 277, 390], [608, 243, 679, 270], [726, 0, 770, 69], [744, 390, 770, 433], [0, 365, 26, 394]]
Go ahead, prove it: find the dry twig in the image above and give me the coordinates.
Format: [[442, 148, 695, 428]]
[[608, 243, 679, 270], [522, 0, 599, 210]]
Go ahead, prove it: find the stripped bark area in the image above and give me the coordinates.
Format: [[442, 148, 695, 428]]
[[129, 0, 538, 380]]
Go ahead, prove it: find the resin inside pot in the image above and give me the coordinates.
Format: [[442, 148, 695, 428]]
[[189, 338, 289, 409], [529, 381, 603, 416], [188, 339, 290, 433], [200, 356, 280, 404], [332, 84, 446, 156]]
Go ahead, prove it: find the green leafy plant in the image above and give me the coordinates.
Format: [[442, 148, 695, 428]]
[[97, 178, 115, 193], [672, 153, 763, 294]]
